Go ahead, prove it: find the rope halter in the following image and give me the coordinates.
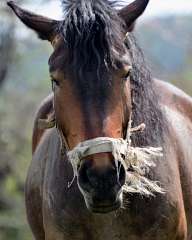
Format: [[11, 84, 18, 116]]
[[38, 116, 165, 196]]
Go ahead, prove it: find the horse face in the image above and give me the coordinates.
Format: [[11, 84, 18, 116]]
[[49, 38, 130, 213], [8, 0, 150, 213], [49, 37, 132, 147]]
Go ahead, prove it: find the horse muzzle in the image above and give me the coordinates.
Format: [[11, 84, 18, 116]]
[[77, 159, 126, 213], [67, 136, 164, 213]]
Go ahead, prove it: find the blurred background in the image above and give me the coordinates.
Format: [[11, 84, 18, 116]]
[[0, 0, 192, 239]]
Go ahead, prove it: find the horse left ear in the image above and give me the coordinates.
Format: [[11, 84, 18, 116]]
[[7, 1, 60, 42], [118, 0, 149, 32]]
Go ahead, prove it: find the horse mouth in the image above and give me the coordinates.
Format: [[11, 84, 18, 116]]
[[88, 200, 121, 214]]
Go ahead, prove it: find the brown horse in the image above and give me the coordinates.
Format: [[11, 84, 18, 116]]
[[8, 0, 192, 239]]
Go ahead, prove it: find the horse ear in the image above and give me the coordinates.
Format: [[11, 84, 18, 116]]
[[7, 1, 60, 41], [118, 0, 149, 32]]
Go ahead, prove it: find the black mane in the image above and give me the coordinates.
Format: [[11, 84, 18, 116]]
[[126, 35, 167, 147], [58, 0, 166, 147]]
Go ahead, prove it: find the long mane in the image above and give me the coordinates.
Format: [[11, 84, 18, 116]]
[[127, 35, 167, 147], [59, 0, 167, 147]]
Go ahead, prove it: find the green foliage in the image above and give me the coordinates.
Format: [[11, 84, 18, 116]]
[[0, 36, 51, 239], [136, 15, 192, 95]]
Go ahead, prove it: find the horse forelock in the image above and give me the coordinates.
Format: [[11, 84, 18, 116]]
[[59, 0, 126, 80]]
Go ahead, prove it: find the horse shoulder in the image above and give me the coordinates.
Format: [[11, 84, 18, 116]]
[[26, 128, 58, 239], [154, 79, 192, 170], [26, 93, 54, 239], [154, 79, 192, 121], [155, 79, 192, 238]]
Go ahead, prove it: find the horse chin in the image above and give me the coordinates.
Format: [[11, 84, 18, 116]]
[[78, 183, 123, 214], [83, 194, 122, 214], [87, 200, 121, 214]]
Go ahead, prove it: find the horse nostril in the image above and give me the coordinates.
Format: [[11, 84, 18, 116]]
[[118, 163, 126, 186], [87, 170, 100, 188], [78, 160, 91, 189]]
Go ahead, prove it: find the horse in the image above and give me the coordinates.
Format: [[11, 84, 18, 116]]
[[8, 0, 192, 239]]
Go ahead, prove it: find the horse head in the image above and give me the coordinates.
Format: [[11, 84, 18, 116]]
[[8, 0, 150, 213]]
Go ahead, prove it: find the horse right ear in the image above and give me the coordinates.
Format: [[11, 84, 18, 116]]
[[118, 0, 149, 32], [7, 1, 60, 42]]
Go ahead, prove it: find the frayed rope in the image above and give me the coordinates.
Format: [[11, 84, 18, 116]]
[[67, 137, 164, 196], [38, 116, 165, 195]]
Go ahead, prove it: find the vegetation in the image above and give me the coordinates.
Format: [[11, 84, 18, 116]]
[[136, 15, 192, 96]]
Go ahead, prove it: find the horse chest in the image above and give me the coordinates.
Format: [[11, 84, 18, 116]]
[[41, 154, 181, 240], [43, 185, 178, 240]]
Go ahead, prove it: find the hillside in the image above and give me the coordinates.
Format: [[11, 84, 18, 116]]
[[136, 15, 192, 95]]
